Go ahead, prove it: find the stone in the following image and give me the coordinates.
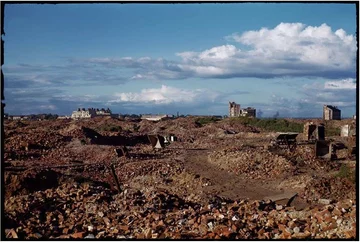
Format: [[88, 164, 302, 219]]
[[85, 234, 95, 239], [87, 225, 94, 232], [71, 232, 85, 238], [232, 215, 240, 221], [318, 199, 331, 205]]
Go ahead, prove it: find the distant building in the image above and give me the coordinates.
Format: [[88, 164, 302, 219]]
[[57, 115, 71, 119], [96, 108, 112, 116], [240, 107, 256, 118], [8, 115, 29, 121], [229, 102, 241, 117], [141, 114, 172, 121], [229, 102, 256, 118], [71, 108, 97, 119], [323, 105, 341, 120], [4, 113, 8, 119]]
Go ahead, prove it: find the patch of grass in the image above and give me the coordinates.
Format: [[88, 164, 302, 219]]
[[230, 117, 303, 133], [336, 164, 355, 182], [195, 116, 221, 126], [323, 121, 341, 137]]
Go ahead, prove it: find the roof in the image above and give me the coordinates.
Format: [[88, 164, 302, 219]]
[[324, 105, 340, 111]]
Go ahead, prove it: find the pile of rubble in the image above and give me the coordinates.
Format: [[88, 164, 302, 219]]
[[5, 176, 356, 239], [208, 146, 293, 179], [302, 176, 356, 203]]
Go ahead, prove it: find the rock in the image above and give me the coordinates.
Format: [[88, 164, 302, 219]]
[[144, 228, 152, 239], [207, 222, 214, 230], [318, 199, 331, 205], [87, 225, 94, 232], [293, 226, 300, 234], [84, 234, 95, 239], [276, 205, 283, 210], [71, 232, 85, 238], [232, 215, 240, 221], [103, 217, 110, 226]]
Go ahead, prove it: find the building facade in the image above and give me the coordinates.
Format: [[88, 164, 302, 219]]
[[229, 102, 241, 117], [240, 107, 256, 118], [141, 114, 171, 121], [96, 108, 112, 116], [71, 108, 97, 119], [323, 105, 341, 120], [229, 102, 256, 118]]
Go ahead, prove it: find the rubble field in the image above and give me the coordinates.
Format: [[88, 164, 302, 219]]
[[3, 117, 357, 239]]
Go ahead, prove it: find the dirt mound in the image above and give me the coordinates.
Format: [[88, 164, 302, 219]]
[[208, 146, 293, 179], [60, 125, 101, 140], [217, 119, 260, 133], [302, 176, 356, 202], [5, 169, 62, 198]]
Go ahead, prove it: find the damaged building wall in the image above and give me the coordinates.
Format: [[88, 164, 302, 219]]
[[71, 108, 97, 119], [229, 102, 256, 118], [240, 107, 256, 118], [323, 105, 341, 120], [229, 102, 240, 117], [303, 122, 325, 141], [341, 124, 356, 137]]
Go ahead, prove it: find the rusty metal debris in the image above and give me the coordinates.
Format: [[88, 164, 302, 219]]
[[114, 146, 129, 158], [109, 163, 122, 193], [270, 133, 298, 151]]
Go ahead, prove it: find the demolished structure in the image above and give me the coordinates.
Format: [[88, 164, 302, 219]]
[[71, 108, 113, 119], [229, 102, 241, 117], [71, 108, 97, 119], [141, 114, 172, 121], [240, 107, 256, 118], [229, 102, 256, 118], [323, 105, 341, 120], [96, 108, 112, 116], [303, 122, 325, 141]]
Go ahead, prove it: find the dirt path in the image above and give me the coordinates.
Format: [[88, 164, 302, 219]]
[[183, 149, 286, 201]]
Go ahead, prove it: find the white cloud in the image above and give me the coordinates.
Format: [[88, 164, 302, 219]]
[[173, 22, 356, 79], [228, 23, 356, 69], [109, 85, 219, 105]]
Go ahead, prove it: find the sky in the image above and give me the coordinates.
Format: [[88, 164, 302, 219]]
[[2, 3, 358, 117]]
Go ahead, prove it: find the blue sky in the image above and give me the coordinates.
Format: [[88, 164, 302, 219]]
[[3, 3, 357, 117]]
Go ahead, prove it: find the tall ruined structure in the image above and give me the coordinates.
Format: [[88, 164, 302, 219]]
[[229, 102, 241, 117]]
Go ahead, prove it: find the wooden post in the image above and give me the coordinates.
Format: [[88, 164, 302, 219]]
[[110, 164, 122, 193]]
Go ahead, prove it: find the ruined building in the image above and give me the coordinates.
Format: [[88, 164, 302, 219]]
[[323, 105, 341, 120], [71, 108, 97, 119], [240, 107, 256, 118], [229, 102, 256, 118], [303, 122, 325, 141], [96, 108, 112, 116], [141, 114, 172, 121], [229, 102, 241, 117]]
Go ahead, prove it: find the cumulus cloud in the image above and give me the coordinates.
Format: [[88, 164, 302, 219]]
[[109, 85, 219, 105], [80, 23, 356, 80], [181, 23, 355, 79], [5, 22, 356, 88]]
